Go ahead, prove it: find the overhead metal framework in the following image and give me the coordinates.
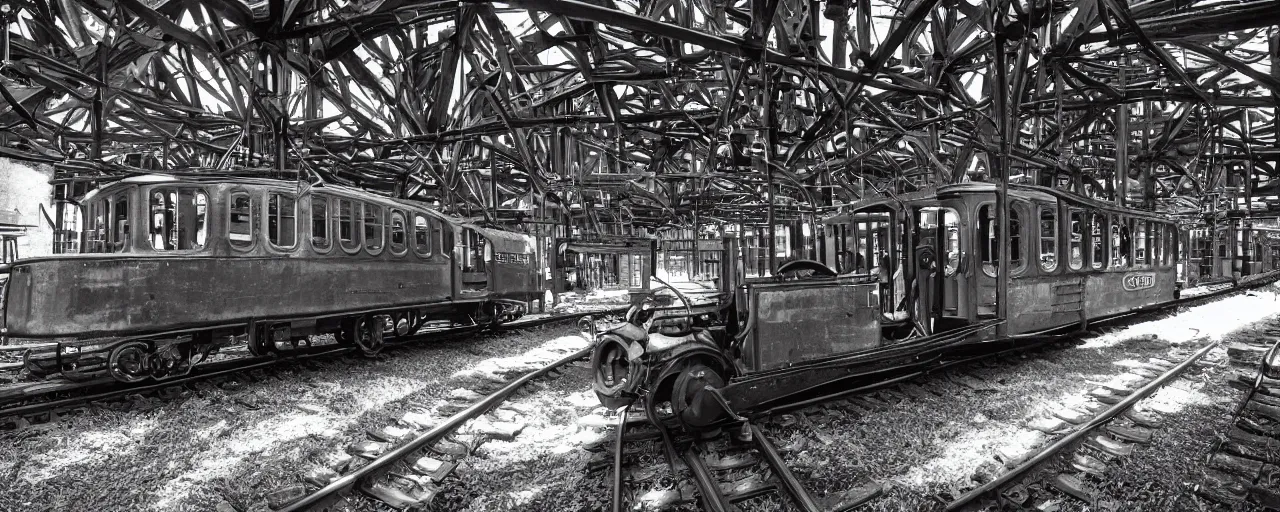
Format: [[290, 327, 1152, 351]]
[[0, 0, 1279, 231]]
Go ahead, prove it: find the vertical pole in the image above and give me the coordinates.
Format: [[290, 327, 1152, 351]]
[[991, 8, 1010, 336], [762, 74, 777, 276], [1142, 99, 1154, 209], [92, 41, 108, 160], [1242, 109, 1254, 275], [1115, 53, 1129, 207], [490, 151, 498, 222], [692, 199, 700, 279], [274, 48, 289, 172]]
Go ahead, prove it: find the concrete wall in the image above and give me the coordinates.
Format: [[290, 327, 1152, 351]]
[[0, 157, 56, 259]]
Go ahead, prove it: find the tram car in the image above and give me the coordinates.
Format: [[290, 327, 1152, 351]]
[[589, 182, 1208, 430], [0, 174, 539, 383]]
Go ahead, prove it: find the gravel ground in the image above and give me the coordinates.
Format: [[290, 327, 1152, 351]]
[[0, 322, 593, 512], [1048, 311, 1279, 512]]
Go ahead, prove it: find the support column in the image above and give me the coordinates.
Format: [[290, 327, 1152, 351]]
[[1115, 54, 1129, 207], [991, 16, 1011, 336], [91, 41, 108, 160], [1142, 100, 1154, 209]]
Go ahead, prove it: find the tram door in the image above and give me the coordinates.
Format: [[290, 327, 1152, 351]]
[[912, 207, 965, 332], [459, 227, 490, 294]]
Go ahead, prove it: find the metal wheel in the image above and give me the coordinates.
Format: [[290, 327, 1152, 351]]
[[353, 315, 385, 356], [670, 361, 726, 429], [109, 341, 152, 383], [394, 313, 412, 337], [247, 324, 275, 357], [590, 336, 646, 410], [336, 320, 355, 345]]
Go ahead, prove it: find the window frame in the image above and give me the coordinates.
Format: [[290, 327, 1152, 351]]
[[147, 186, 209, 252], [336, 198, 361, 254], [1116, 215, 1132, 268], [1134, 219, 1148, 266], [1068, 208, 1084, 271], [1151, 221, 1163, 268], [413, 213, 434, 258], [83, 200, 107, 253], [977, 201, 1027, 278], [227, 189, 257, 251], [389, 209, 408, 256], [940, 207, 960, 277], [363, 202, 385, 256], [310, 195, 332, 254], [110, 191, 132, 253], [266, 191, 299, 251], [1089, 211, 1106, 270], [1038, 203, 1058, 273]]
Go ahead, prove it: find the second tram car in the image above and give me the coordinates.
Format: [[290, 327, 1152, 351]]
[[587, 183, 1261, 430]]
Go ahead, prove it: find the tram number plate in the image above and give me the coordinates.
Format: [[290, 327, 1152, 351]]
[[495, 252, 531, 264], [1123, 273, 1156, 291]]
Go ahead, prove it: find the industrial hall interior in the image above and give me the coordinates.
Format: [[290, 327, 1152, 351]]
[[2, 0, 1280, 511]]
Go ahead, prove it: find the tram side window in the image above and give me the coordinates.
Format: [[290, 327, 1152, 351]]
[[149, 188, 207, 251], [979, 205, 994, 276], [111, 193, 130, 252], [364, 203, 384, 253], [979, 204, 1022, 276], [1068, 210, 1084, 270], [1134, 221, 1148, 265], [1039, 206, 1057, 272], [413, 214, 433, 257], [390, 211, 407, 255], [1151, 223, 1163, 267], [228, 192, 254, 248], [311, 196, 331, 251], [461, 228, 486, 273], [943, 209, 960, 277], [1117, 217, 1131, 267], [1090, 212, 1105, 270], [84, 201, 107, 253], [268, 193, 297, 248], [1110, 216, 1127, 268], [1167, 224, 1177, 265], [337, 199, 359, 251]]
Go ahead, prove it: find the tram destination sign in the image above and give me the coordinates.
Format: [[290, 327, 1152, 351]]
[[1122, 272, 1156, 291]]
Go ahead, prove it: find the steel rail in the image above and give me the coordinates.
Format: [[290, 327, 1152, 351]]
[[611, 403, 630, 512], [278, 344, 594, 512], [944, 337, 1223, 511], [1230, 334, 1280, 420], [680, 443, 735, 512], [751, 424, 822, 512]]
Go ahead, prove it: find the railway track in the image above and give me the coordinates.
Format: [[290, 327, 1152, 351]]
[[262, 340, 596, 511], [1195, 331, 1280, 509], [0, 307, 627, 432], [941, 342, 1211, 511]]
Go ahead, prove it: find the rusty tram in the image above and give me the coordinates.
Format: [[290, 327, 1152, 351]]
[[0, 174, 541, 382], [588, 182, 1256, 430]]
